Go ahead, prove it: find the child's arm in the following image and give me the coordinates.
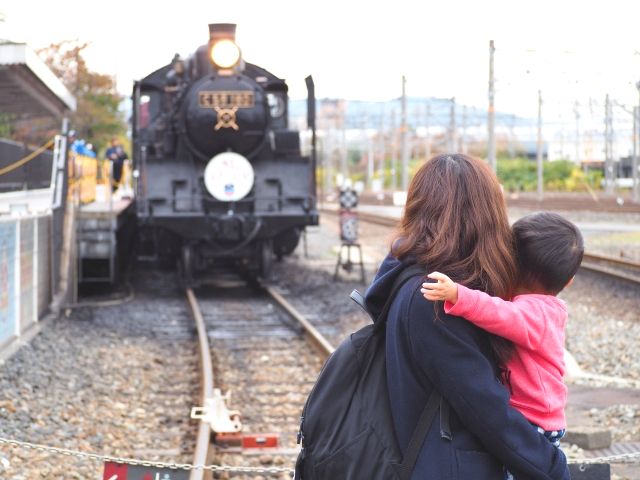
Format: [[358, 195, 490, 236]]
[[421, 272, 547, 350]]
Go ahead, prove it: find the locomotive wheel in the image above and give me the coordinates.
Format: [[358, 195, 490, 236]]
[[259, 240, 273, 280], [179, 245, 194, 286], [273, 228, 301, 259]]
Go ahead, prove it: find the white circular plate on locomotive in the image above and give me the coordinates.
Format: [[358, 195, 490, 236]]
[[204, 152, 255, 202]]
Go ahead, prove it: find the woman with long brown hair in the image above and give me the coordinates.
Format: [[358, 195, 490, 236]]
[[364, 154, 569, 479]]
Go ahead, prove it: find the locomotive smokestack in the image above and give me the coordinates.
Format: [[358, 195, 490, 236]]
[[209, 23, 236, 42]]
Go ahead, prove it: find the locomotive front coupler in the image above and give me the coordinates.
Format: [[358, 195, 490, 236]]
[[205, 212, 261, 245]]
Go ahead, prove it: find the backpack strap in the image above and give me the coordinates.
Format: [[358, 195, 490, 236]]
[[352, 263, 447, 479], [375, 264, 446, 479], [375, 264, 426, 326], [397, 391, 442, 480]]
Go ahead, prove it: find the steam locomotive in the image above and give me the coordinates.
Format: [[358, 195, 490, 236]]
[[131, 23, 318, 281]]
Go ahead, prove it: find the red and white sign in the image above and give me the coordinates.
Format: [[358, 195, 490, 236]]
[[103, 462, 189, 480]]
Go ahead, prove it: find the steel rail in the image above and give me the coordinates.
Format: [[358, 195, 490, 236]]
[[263, 285, 335, 359], [580, 255, 640, 286], [322, 207, 640, 285], [185, 287, 214, 480], [583, 252, 640, 269]]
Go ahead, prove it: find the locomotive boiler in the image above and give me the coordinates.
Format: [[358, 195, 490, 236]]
[[131, 23, 318, 281]]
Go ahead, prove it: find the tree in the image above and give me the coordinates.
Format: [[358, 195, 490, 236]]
[[37, 41, 126, 152]]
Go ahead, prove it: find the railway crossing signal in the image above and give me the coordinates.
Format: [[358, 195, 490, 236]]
[[335, 188, 365, 283], [339, 188, 358, 210]]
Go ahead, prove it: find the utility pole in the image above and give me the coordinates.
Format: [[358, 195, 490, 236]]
[[574, 101, 581, 166], [461, 105, 468, 154], [508, 114, 516, 159], [378, 105, 386, 185], [449, 97, 457, 152], [488, 40, 496, 171], [536, 90, 544, 202], [424, 102, 431, 161], [633, 104, 638, 202], [400, 75, 409, 191], [391, 109, 397, 192], [604, 94, 614, 195], [634, 81, 640, 202], [325, 125, 333, 196], [340, 104, 348, 184], [365, 115, 374, 188]]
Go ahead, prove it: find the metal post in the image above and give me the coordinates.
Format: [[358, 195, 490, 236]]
[[424, 102, 431, 161], [340, 106, 348, 183], [449, 97, 457, 152], [537, 90, 544, 202], [574, 101, 581, 166], [391, 109, 397, 192], [508, 114, 516, 159], [604, 94, 614, 195], [488, 40, 496, 171], [366, 115, 374, 188], [400, 75, 409, 191], [634, 81, 640, 202], [378, 105, 385, 184], [461, 105, 468, 154], [633, 105, 637, 202], [324, 128, 333, 198]]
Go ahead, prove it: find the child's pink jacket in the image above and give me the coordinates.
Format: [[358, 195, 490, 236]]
[[445, 285, 567, 430]]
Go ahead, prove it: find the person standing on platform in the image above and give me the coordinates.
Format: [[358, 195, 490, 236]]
[[105, 137, 128, 192]]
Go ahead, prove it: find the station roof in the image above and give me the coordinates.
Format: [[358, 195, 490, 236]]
[[0, 41, 76, 119]]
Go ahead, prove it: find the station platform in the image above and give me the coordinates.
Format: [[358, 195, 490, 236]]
[[77, 197, 136, 283]]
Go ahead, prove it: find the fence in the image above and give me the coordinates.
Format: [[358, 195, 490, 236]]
[[0, 214, 52, 349]]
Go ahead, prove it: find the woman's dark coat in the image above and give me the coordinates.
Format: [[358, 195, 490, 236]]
[[364, 254, 570, 480]]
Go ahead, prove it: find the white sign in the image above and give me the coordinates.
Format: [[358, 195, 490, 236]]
[[203, 152, 255, 202]]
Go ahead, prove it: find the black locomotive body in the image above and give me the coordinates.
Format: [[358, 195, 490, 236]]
[[132, 24, 318, 279]]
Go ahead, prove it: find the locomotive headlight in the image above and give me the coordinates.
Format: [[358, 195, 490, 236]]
[[210, 40, 241, 69], [203, 152, 254, 202]]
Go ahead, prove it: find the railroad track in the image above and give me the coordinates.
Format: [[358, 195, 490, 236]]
[[187, 282, 334, 479], [580, 253, 640, 285], [353, 193, 640, 214], [320, 207, 640, 286]]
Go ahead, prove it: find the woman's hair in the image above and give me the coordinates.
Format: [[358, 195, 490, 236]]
[[392, 153, 518, 363]]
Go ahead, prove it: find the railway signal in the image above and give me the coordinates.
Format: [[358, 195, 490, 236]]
[[334, 187, 365, 283]]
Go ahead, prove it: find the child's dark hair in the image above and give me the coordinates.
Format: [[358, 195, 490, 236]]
[[512, 212, 584, 295]]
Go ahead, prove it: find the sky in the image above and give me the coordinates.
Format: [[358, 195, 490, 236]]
[[1, 0, 640, 119]]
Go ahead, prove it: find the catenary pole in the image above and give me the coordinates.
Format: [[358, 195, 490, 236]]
[[604, 94, 614, 195], [574, 101, 580, 166], [634, 81, 640, 202], [400, 75, 409, 191], [391, 109, 397, 192], [488, 40, 496, 171], [633, 105, 637, 202], [536, 90, 544, 202], [424, 102, 431, 161], [461, 105, 468, 154], [366, 115, 374, 188], [378, 105, 385, 185], [449, 97, 457, 152]]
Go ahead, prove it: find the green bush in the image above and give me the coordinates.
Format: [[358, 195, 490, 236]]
[[497, 158, 602, 192]]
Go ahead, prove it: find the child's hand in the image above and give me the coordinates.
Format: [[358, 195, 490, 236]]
[[421, 272, 458, 304]]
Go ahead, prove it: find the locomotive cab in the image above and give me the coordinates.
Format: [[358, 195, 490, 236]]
[[132, 23, 318, 282]]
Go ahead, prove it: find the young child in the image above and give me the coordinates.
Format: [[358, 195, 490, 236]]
[[421, 212, 584, 457]]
